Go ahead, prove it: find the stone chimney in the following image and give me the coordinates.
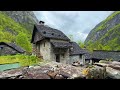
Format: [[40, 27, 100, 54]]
[[39, 21, 45, 25]]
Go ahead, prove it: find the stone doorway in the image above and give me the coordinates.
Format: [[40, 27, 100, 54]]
[[55, 54, 60, 62]]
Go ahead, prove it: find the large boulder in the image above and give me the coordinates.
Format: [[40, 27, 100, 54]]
[[106, 67, 120, 79], [82, 65, 107, 79]]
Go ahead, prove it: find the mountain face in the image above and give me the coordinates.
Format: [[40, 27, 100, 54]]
[[2, 11, 38, 33], [0, 11, 39, 52], [85, 11, 120, 51]]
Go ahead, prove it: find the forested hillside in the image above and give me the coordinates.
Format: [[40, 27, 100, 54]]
[[0, 11, 38, 52]]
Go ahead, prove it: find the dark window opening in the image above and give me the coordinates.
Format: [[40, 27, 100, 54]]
[[52, 33, 54, 35], [58, 35, 61, 36], [79, 55, 82, 59], [43, 31, 46, 34], [62, 54, 65, 58], [44, 42, 45, 47], [0, 47, 3, 50], [56, 54, 60, 62]]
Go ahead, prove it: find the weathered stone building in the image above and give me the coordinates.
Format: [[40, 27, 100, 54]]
[[0, 42, 25, 55], [31, 21, 86, 65], [69, 42, 86, 65]]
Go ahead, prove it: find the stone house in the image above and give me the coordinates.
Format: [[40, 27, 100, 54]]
[[0, 42, 25, 55], [69, 42, 86, 65], [31, 21, 86, 65]]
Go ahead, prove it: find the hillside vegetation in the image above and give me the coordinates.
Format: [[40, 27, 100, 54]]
[[85, 11, 120, 51], [0, 11, 34, 52]]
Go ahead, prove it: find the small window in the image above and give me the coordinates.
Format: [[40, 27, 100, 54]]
[[43, 31, 46, 34], [0, 46, 3, 50], [62, 54, 65, 58], [79, 55, 82, 58], [44, 42, 45, 47], [52, 33, 54, 35]]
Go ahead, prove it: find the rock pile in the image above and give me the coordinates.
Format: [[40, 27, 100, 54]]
[[0, 61, 116, 79], [0, 62, 86, 79], [94, 61, 120, 79]]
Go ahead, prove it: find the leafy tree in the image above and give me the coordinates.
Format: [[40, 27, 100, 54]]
[[16, 33, 32, 53], [77, 40, 85, 49], [103, 45, 111, 50]]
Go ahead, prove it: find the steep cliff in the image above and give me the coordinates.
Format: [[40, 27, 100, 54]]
[[85, 11, 120, 51], [2, 11, 38, 33]]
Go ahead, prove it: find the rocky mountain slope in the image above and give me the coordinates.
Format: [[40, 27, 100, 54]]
[[0, 11, 38, 52], [85, 11, 120, 51], [2, 11, 38, 33]]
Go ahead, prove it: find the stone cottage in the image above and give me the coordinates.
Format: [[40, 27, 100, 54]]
[[69, 42, 86, 65], [0, 42, 25, 55], [31, 21, 86, 65]]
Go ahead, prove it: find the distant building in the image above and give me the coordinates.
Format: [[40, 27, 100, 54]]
[[69, 42, 86, 65], [31, 21, 86, 65], [0, 42, 25, 55], [92, 50, 120, 62]]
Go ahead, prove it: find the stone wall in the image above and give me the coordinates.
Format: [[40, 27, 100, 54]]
[[33, 39, 70, 64], [39, 39, 51, 61], [50, 39, 70, 64], [70, 55, 85, 65], [0, 45, 18, 55]]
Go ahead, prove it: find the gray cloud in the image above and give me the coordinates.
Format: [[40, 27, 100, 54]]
[[34, 11, 113, 42]]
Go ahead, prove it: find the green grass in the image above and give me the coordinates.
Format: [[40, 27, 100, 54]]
[[0, 54, 42, 67]]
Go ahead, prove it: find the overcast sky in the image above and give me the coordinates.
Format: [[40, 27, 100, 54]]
[[34, 11, 113, 42]]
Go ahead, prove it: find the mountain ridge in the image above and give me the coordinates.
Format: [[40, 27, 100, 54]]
[[85, 11, 120, 51]]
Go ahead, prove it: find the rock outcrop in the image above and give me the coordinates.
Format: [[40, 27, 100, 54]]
[[2, 11, 39, 33], [94, 61, 120, 79]]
